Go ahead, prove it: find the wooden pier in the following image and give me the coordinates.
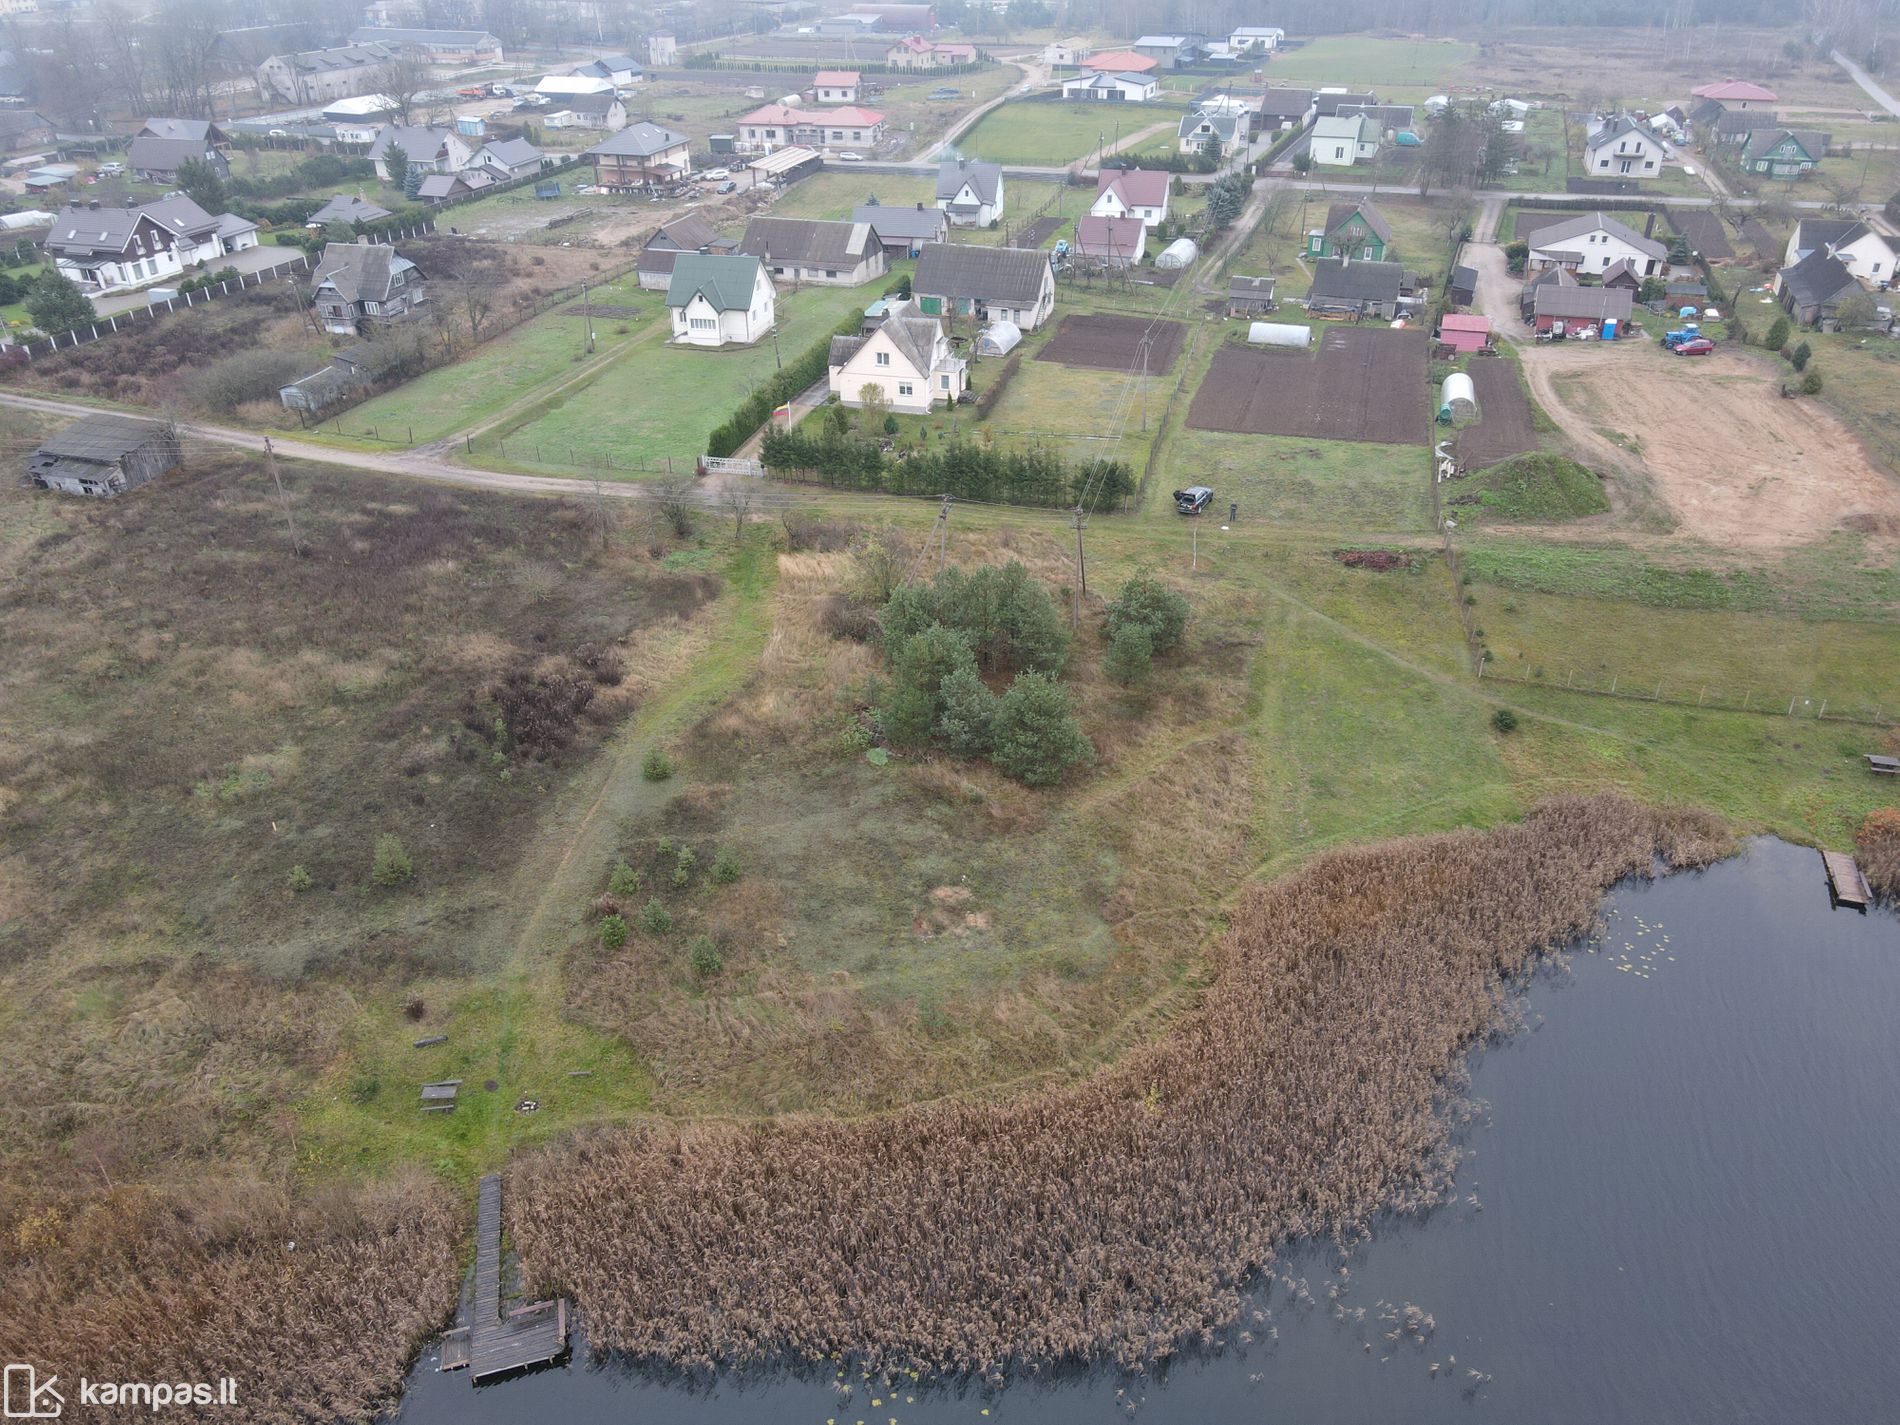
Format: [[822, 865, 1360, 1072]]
[[1822, 850, 1871, 911], [447, 1173, 568, 1382]]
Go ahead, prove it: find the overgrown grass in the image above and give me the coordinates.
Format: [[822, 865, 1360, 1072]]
[[1450, 451, 1610, 522], [1263, 35, 1477, 89], [961, 101, 1175, 165]]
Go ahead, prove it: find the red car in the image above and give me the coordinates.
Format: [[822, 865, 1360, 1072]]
[[1674, 337, 1716, 356]]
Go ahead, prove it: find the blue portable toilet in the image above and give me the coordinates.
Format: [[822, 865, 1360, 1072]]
[[1602, 317, 1617, 341]]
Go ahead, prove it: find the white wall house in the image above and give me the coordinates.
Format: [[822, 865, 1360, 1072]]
[[1791, 221, 1900, 285], [1523, 211, 1668, 277], [46, 196, 257, 295], [666, 253, 775, 347], [1061, 70, 1157, 101], [1584, 115, 1668, 178], [1310, 114, 1377, 166], [935, 158, 1004, 227], [1230, 26, 1285, 52], [827, 310, 967, 413], [368, 126, 474, 180], [1091, 168, 1169, 226]]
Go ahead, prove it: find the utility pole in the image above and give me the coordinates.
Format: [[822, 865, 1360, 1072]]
[[1139, 335, 1151, 431], [263, 437, 302, 556], [937, 493, 951, 571], [1070, 504, 1087, 628], [581, 279, 595, 353], [1190, 510, 1199, 573]]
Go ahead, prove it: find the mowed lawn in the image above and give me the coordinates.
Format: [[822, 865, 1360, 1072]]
[[960, 101, 1177, 166], [334, 270, 652, 445], [1263, 36, 1476, 89], [1164, 427, 1434, 533], [772, 171, 938, 221], [484, 278, 886, 470]]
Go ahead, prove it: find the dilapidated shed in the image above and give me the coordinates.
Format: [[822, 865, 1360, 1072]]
[[26, 414, 180, 497]]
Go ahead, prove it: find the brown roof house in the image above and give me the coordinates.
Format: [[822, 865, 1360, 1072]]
[[739, 216, 887, 286], [27, 414, 180, 498], [636, 210, 736, 289], [311, 238, 426, 334]]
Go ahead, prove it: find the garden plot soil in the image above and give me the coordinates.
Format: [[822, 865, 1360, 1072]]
[[1456, 355, 1539, 469], [1035, 314, 1185, 372], [1665, 208, 1735, 261], [1016, 216, 1065, 247], [1187, 327, 1429, 444]]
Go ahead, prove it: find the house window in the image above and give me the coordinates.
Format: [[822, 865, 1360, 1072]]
[[875, 351, 890, 366], [690, 316, 715, 331], [941, 375, 950, 388], [898, 382, 913, 396]]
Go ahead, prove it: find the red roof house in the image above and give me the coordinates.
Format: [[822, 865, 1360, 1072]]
[[1083, 50, 1158, 74], [1436, 312, 1492, 352], [1690, 80, 1777, 104]]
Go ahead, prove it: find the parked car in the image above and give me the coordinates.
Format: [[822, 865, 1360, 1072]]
[[98, 161, 124, 175], [1674, 337, 1716, 356], [1173, 486, 1213, 515], [701, 167, 730, 180], [715, 180, 738, 194], [836, 151, 865, 162]]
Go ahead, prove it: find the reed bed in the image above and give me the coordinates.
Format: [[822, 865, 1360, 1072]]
[[512, 795, 1730, 1374], [0, 1170, 459, 1424], [1858, 808, 1900, 898]]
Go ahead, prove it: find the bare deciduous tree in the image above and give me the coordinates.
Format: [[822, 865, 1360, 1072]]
[[373, 47, 434, 125]]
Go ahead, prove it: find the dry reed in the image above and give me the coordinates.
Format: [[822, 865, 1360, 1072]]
[[511, 795, 1730, 1375], [1857, 808, 1900, 897]]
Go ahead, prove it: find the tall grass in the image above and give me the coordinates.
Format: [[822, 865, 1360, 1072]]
[[512, 795, 1731, 1374]]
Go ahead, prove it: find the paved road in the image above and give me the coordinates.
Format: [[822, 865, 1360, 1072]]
[[1833, 50, 1900, 118]]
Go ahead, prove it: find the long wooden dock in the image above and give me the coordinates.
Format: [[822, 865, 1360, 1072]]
[[1822, 850, 1871, 911], [461, 1173, 569, 1381]]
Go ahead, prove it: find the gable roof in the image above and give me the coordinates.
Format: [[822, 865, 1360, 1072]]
[[1065, 70, 1155, 90], [137, 117, 220, 142], [277, 42, 398, 74], [1178, 110, 1241, 142], [1074, 214, 1146, 256], [1440, 313, 1491, 334], [814, 70, 861, 85], [1312, 91, 1377, 116], [1311, 113, 1373, 144], [1524, 211, 1668, 262], [127, 136, 216, 175], [1255, 88, 1314, 118], [914, 243, 1050, 304], [48, 195, 223, 256], [1227, 275, 1275, 299], [936, 158, 1001, 204], [1601, 257, 1640, 284], [1324, 199, 1392, 244], [872, 314, 943, 374], [307, 193, 394, 225], [585, 121, 689, 158], [1335, 103, 1415, 131], [1692, 80, 1776, 102], [1307, 256, 1405, 304], [477, 137, 542, 169], [1712, 110, 1784, 137], [346, 26, 499, 47], [739, 216, 876, 267], [854, 201, 947, 242], [1779, 248, 1858, 307], [1585, 113, 1666, 152], [1532, 284, 1634, 321], [568, 92, 626, 116], [1687, 97, 1727, 125], [369, 126, 455, 161], [314, 240, 417, 303], [1082, 50, 1157, 73], [1096, 168, 1170, 210], [647, 210, 721, 252], [1451, 264, 1478, 291], [37, 413, 169, 463], [1742, 126, 1825, 160], [666, 253, 764, 311], [0, 109, 50, 139]]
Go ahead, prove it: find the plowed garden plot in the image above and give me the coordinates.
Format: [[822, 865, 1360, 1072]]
[[1017, 216, 1065, 247], [1455, 355, 1539, 469], [1187, 327, 1428, 444], [1035, 314, 1185, 372]]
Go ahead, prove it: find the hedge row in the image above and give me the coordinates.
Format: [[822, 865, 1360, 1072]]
[[705, 313, 864, 458], [761, 426, 1134, 509]]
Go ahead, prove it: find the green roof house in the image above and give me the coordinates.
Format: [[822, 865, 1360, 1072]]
[[666, 253, 775, 347]]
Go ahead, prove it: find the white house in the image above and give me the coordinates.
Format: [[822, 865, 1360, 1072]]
[[827, 309, 967, 413], [1584, 114, 1668, 179], [1230, 26, 1285, 52], [1310, 113, 1378, 166], [935, 158, 1004, 227], [666, 253, 775, 347], [1092, 168, 1169, 226], [1786, 218, 1896, 286], [1061, 70, 1157, 102], [1178, 108, 1243, 157], [1523, 211, 1668, 278], [814, 70, 861, 103], [368, 126, 473, 180], [735, 104, 885, 154], [536, 73, 615, 100], [45, 196, 257, 295], [914, 243, 1055, 330]]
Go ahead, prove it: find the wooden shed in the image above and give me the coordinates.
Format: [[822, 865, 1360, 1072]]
[[26, 414, 180, 498]]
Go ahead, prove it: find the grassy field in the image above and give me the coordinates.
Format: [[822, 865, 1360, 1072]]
[[772, 170, 939, 220], [960, 100, 1176, 166], [1265, 36, 1477, 89]]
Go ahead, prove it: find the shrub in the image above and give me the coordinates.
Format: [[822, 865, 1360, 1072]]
[[883, 623, 978, 745], [642, 747, 674, 781], [1790, 340, 1812, 371], [881, 562, 1070, 675], [1104, 573, 1190, 654], [1105, 622, 1154, 687], [1764, 314, 1791, 351], [287, 864, 312, 893], [370, 834, 413, 887], [1800, 366, 1823, 395], [935, 664, 999, 757], [639, 898, 672, 935], [991, 672, 1092, 787], [609, 861, 641, 896], [599, 913, 629, 949], [188, 349, 316, 413], [711, 846, 742, 884], [688, 934, 723, 977], [1491, 707, 1520, 733]]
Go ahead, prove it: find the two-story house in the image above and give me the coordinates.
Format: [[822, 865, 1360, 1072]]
[[1310, 113, 1378, 166], [667, 254, 775, 347], [935, 158, 1004, 227], [127, 118, 230, 185], [46, 196, 257, 295], [368, 126, 474, 181], [1583, 114, 1669, 179], [310, 239, 426, 334], [584, 122, 692, 191], [1092, 168, 1170, 228], [828, 308, 966, 412]]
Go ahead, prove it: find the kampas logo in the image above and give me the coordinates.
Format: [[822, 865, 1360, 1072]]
[[2, 1365, 62, 1419]]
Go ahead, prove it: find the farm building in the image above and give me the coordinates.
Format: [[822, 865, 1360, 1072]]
[[1531, 283, 1634, 336], [1523, 212, 1667, 278], [1227, 275, 1276, 317], [1311, 114, 1378, 167], [1691, 79, 1776, 107], [1519, 265, 1577, 318], [1230, 26, 1285, 52], [637, 210, 735, 289], [1336, 103, 1415, 136], [1073, 215, 1147, 266], [936, 158, 1005, 227], [128, 117, 229, 185], [1583, 114, 1668, 180], [585, 122, 692, 191], [667, 254, 776, 348], [855, 201, 948, 257], [311, 239, 426, 334], [1448, 264, 1477, 307], [1305, 256, 1411, 319], [26, 415, 180, 498], [415, 170, 496, 202], [1092, 168, 1170, 226], [1062, 71, 1157, 102], [255, 42, 398, 106], [1436, 312, 1492, 353], [1307, 199, 1392, 260], [1313, 91, 1379, 117], [307, 192, 393, 228], [345, 27, 503, 63], [739, 217, 887, 286], [574, 54, 643, 86], [828, 312, 966, 413], [914, 243, 1055, 330], [1775, 249, 1861, 326], [1254, 89, 1315, 133]]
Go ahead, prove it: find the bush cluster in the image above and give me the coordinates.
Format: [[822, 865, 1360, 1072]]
[[706, 315, 860, 457], [762, 426, 1134, 509]]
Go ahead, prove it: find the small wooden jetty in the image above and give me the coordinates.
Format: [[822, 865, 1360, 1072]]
[[1822, 850, 1871, 911], [444, 1173, 568, 1382]]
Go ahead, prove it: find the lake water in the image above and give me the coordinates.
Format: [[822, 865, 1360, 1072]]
[[395, 837, 1900, 1424]]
